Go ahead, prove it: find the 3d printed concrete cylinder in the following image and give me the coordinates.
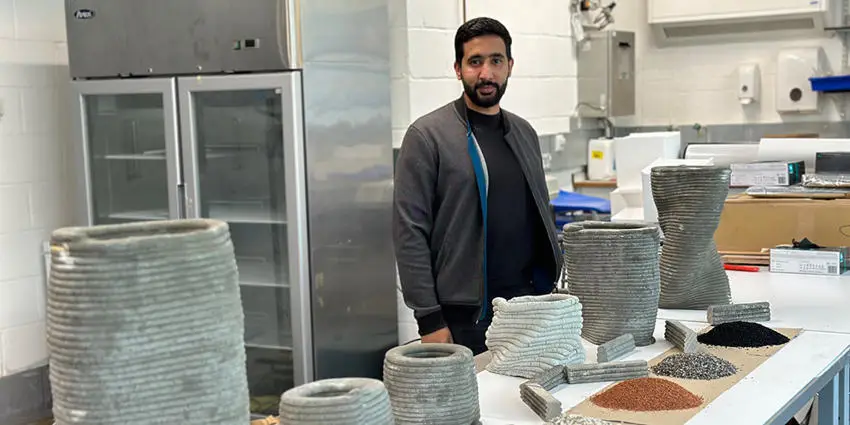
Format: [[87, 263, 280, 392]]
[[651, 165, 732, 309], [383, 343, 480, 424], [47, 219, 249, 425], [279, 378, 394, 424], [562, 221, 661, 346], [485, 294, 585, 378]]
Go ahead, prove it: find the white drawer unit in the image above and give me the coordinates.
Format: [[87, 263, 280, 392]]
[[648, 0, 841, 44]]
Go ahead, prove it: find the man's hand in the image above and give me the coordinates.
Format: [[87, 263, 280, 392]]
[[421, 327, 452, 344]]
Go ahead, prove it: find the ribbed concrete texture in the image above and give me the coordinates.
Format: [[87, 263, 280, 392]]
[[383, 343, 480, 424], [651, 166, 732, 309], [564, 360, 649, 384], [596, 334, 636, 363], [279, 378, 393, 424], [665, 320, 700, 353], [46, 219, 249, 425], [520, 382, 562, 421], [562, 222, 661, 346], [707, 301, 771, 325], [485, 294, 585, 378], [526, 364, 568, 391]]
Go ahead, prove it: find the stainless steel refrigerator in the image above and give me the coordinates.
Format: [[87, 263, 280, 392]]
[[64, 0, 397, 415]]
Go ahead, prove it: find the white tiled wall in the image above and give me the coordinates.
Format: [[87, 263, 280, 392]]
[[391, 0, 577, 150], [0, 0, 73, 377], [612, 0, 847, 126]]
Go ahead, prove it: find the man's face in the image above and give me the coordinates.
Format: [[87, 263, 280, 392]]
[[454, 35, 513, 109]]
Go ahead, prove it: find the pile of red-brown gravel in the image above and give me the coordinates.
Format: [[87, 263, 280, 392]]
[[590, 377, 703, 411]]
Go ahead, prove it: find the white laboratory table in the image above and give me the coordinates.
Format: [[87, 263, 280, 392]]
[[476, 271, 850, 425], [657, 270, 850, 334]]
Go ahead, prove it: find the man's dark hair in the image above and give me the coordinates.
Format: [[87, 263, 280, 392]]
[[454, 17, 512, 64]]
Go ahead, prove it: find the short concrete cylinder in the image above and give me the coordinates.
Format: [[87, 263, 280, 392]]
[[383, 343, 480, 424], [279, 378, 394, 424], [562, 221, 661, 346], [46, 219, 249, 425]]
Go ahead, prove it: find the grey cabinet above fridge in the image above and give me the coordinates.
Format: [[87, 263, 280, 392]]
[[65, 0, 397, 416]]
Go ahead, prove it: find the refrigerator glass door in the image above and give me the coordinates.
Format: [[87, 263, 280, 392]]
[[178, 72, 310, 415], [71, 78, 181, 225]]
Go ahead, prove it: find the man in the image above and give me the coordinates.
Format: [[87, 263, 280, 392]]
[[393, 17, 563, 355]]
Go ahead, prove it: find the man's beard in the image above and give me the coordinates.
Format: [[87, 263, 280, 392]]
[[463, 78, 508, 109]]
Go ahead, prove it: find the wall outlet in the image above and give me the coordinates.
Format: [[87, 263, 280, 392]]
[[542, 153, 553, 170]]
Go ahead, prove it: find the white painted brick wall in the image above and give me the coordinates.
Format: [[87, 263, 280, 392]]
[[613, 0, 847, 126], [0, 0, 73, 377], [391, 0, 577, 150]]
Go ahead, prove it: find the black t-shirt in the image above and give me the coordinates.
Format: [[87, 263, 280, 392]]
[[467, 108, 539, 300]]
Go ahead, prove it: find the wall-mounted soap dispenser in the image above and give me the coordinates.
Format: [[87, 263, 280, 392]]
[[737, 63, 760, 105]]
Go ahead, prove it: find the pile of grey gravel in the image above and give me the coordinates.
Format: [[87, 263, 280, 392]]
[[547, 414, 618, 424], [651, 352, 738, 380]]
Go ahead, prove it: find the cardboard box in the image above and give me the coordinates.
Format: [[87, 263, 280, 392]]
[[714, 195, 850, 252]]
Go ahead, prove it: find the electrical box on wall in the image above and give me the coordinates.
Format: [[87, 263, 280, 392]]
[[576, 30, 636, 118], [648, 0, 841, 44], [776, 47, 826, 113]]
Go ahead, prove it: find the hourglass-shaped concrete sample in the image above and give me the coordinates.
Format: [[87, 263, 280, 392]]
[[520, 382, 563, 421], [665, 320, 700, 353], [564, 360, 649, 384], [562, 221, 661, 347], [707, 301, 771, 325], [383, 343, 480, 424], [651, 165, 733, 309], [46, 219, 249, 425], [597, 334, 636, 363], [485, 293, 585, 378], [279, 378, 393, 424]]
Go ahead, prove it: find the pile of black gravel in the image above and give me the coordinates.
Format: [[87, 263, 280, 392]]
[[697, 321, 790, 348], [651, 353, 738, 380]]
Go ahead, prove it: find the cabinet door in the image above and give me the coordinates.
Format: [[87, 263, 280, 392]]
[[71, 79, 181, 225], [177, 72, 309, 414]]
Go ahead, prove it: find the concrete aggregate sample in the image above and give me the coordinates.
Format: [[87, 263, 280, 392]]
[[383, 343, 480, 424], [520, 383, 562, 421], [590, 377, 703, 411], [279, 378, 393, 424], [665, 320, 700, 353], [697, 321, 790, 348], [527, 364, 568, 391], [46, 219, 250, 425], [485, 293, 585, 378], [565, 360, 649, 384], [651, 166, 733, 309], [651, 353, 737, 380], [707, 302, 771, 325], [561, 222, 661, 347], [547, 414, 619, 425], [596, 334, 636, 363]]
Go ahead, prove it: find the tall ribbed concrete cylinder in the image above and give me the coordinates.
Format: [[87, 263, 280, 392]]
[[562, 221, 661, 347], [651, 165, 732, 309], [47, 219, 250, 425]]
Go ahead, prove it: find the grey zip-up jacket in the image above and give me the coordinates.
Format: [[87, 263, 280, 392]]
[[393, 96, 563, 336]]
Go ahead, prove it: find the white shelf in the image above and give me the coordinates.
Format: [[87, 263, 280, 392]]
[[107, 203, 287, 225], [108, 209, 170, 221], [208, 203, 286, 224], [237, 257, 288, 288], [99, 153, 166, 161]]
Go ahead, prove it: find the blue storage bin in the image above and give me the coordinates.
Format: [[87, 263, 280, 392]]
[[550, 190, 611, 228]]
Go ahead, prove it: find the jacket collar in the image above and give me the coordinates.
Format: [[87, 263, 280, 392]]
[[452, 95, 512, 134]]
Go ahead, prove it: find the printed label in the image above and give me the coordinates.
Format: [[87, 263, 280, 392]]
[[591, 150, 604, 160]]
